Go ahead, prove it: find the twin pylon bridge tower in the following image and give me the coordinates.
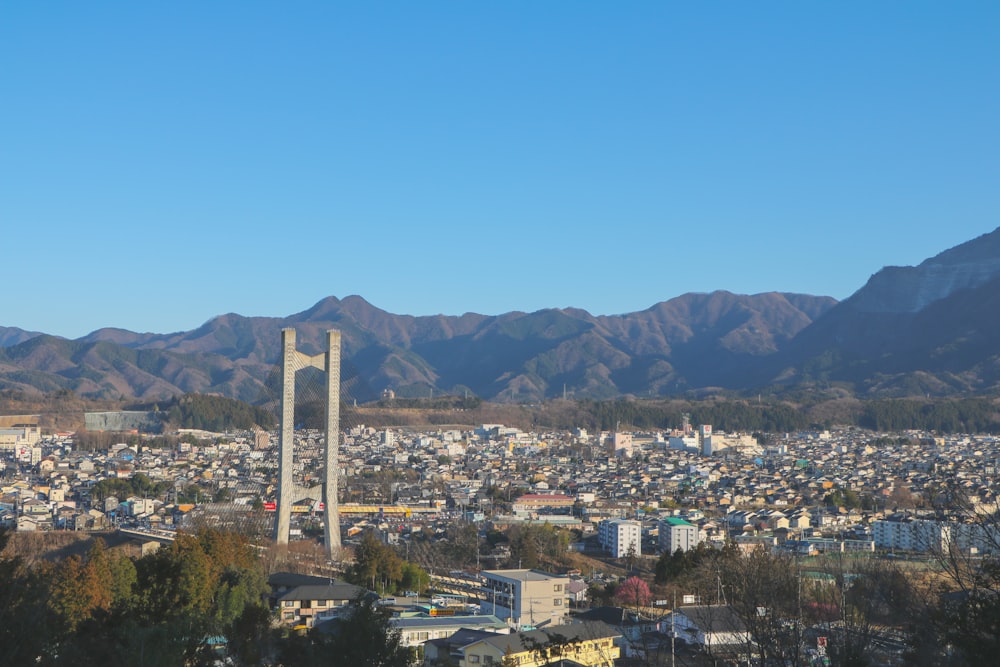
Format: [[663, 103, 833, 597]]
[[274, 328, 342, 554]]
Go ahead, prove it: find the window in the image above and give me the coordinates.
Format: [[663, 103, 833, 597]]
[[485, 657, 494, 665], [553, 584, 562, 592], [283, 612, 294, 620], [283, 601, 295, 608], [469, 656, 480, 664], [554, 598, 563, 606]]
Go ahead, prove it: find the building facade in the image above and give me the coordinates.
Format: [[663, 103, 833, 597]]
[[599, 518, 642, 558], [659, 517, 700, 554], [873, 517, 951, 553], [441, 621, 620, 667], [480, 569, 569, 628]]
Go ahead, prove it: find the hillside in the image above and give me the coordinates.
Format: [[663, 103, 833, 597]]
[[768, 227, 1000, 395], [0, 292, 833, 402]]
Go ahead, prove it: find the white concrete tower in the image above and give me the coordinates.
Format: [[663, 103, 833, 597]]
[[274, 328, 342, 554]]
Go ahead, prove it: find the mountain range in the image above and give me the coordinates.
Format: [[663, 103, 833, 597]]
[[3, 226, 1000, 403]]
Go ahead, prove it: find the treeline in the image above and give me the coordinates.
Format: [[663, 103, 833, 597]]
[[546, 397, 1000, 434], [859, 398, 1000, 433], [375, 395, 483, 410], [576, 399, 812, 433], [192, 393, 1000, 435], [164, 393, 275, 431], [0, 528, 271, 666], [0, 527, 414, 667], [29, 391, 1000, 437]]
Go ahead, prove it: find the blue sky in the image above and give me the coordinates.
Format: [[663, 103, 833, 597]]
[[2, 2, 998, 338]]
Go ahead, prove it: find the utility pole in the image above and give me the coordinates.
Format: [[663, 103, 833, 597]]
[[671, 590, 676, 667]]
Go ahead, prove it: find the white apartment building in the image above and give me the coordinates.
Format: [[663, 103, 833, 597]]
[[873, 518, 951, 553], [659, 517, 700, 554], [875, 517, 1000, 555], [598, 518, 641, 558]]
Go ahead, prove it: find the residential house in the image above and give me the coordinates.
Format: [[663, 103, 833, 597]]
[[577, 606, 665, 658], [393, 614, 508, 648], [269, 572, 369, 628], [668, 605, 749, 657], [437, 621, 620, 667]]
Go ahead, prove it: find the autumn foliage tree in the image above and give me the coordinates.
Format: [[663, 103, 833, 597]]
[[0, 528, 271, 666]]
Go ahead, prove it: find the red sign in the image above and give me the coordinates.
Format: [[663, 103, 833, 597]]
[[264, 502, 276, 511]]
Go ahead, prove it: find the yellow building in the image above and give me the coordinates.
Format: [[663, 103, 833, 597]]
[[447, 622, 620, 667]]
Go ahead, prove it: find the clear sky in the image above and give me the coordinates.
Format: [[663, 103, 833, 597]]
[[2, 2, 998, 338]]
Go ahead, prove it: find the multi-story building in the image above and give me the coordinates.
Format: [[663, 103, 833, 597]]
[[480, 569, 569, 628], [0, 415, 40, 453], [511, 494, 575, 515], [659, 517, 700, 554], [874, 517, 999, 555], [598, 518, 641, 558], [872, 517, 951, 553], [608, 432, 634, 458]]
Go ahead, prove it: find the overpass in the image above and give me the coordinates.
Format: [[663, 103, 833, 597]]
[[118, 527, 177, 544]]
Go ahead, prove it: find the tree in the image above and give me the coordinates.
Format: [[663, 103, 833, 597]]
[[0, 528, 50, 664], [279, 594, 413, 667], [614, 576, 652, 612], [817, 555, 916, 667], [332, 594, 413, 667], [623, 542, 638, 572], [914, 480, 1000, 665], [720, 547, 806, 666], [444, 522, 480, 568]]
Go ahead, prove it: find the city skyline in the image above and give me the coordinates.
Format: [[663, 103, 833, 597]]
[[2, 3, 998, 338]]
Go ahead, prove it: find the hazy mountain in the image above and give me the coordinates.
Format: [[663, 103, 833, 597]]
[[769, 226, 1000, 395], [850, 227, 1000, 314], [4, 226, 1000, 402], [0, 292, 833, 402], [0, 326, 44, 348]]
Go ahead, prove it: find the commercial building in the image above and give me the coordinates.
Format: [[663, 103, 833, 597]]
[[0, 415, 41, 452]]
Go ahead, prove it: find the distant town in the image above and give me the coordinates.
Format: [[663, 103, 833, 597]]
[[3, 408, 999, 665]]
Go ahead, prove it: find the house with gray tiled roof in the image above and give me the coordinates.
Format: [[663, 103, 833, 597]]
[[268, 572, 370, 628], [392, 614, 508, 648]]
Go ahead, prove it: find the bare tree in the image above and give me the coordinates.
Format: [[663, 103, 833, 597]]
[[919, 480, 1000, 665], [720, 546, 807, 666]]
